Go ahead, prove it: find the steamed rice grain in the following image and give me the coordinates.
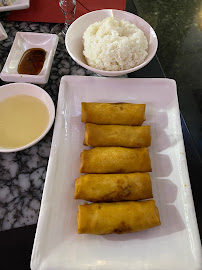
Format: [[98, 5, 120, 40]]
[[83, 17, 148, 71]]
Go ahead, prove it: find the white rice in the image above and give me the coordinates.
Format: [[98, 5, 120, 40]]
[[83, 17, 148, 71]]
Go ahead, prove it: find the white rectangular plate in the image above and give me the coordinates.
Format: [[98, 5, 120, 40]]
[[0, 0, 29, 12], [31, 76, 202, 270]]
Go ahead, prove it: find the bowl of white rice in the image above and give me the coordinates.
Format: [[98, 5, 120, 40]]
[[65, 9, 158, 76]]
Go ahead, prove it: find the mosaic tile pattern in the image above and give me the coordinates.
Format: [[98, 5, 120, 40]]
[[0, 16, 94, 231]]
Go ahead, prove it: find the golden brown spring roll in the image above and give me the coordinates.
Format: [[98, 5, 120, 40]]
[[84, 123, 151, 147], [74, 173, 153, 202], [77, 200, 161, 234], [80, 147, 152, 173], [81, 102, 146, 125]]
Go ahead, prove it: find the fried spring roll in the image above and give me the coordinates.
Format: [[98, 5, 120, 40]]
[[77, 200, 161, 234], [74, 173, 153, 202], [84, 123, 151, 147], [80, 147, 152, 173], [81, 102, 146, 125]]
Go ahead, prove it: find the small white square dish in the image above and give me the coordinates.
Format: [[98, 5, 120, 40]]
[[0, 32, 58, 84], [31, 76, 201, 270], [0, 0, 30, 12], [0, 22, 8, 41]]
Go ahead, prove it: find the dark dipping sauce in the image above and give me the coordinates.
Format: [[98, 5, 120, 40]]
[[17, 48, 46, 75]]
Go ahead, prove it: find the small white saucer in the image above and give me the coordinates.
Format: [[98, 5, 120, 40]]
[[0, 83, 55, 153], [0, 32, 58, 84]]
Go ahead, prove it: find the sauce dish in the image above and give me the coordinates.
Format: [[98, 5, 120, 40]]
[[0, 32, 58, 84]]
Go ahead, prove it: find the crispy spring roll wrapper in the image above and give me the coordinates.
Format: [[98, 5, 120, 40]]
[[77, 200, 161, 234], [80, 147, 152, 173], [74, 173, 153, 202], [84, 123, 151, 148], [81, 102, 146, 125]]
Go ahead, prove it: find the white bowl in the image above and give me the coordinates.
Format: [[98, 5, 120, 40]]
[[0, 83, 55, 153], [0, 32, 58, 84], [65, 9, 158, 77]]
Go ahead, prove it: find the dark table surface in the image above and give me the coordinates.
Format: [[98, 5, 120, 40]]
[[0, 0, 201, 269], [134, 0, 202, 161]]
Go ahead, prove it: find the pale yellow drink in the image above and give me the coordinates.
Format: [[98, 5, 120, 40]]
[[0, 94, 49, 148]]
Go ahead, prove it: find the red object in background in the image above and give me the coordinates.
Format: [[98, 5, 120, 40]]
[[7, 0, 126, 23]]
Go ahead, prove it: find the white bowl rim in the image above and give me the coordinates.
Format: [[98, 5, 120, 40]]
[[0, 82, 55, 153], [65, 9, 158, 76]]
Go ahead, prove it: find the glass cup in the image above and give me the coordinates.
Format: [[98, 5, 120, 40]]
[[59, 0, 76, 35], [51, 0, 76, 43]]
